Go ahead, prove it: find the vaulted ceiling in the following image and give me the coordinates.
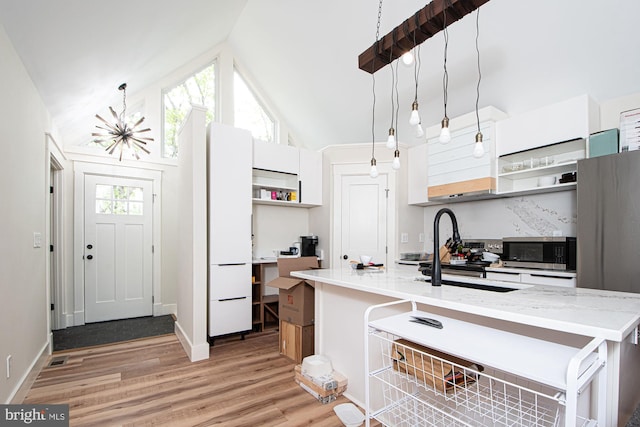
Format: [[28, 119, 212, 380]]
[[0, 0, 639, 151]]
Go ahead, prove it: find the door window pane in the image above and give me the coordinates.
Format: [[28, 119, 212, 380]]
[[95, 185, 144, 215]]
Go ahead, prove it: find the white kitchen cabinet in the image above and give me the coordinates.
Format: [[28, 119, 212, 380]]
[[365, 300, 607, 427], [298, 148, 322, 206], [253, 139, 299, 174], [497, 137, 585, 196], [496, 94, 599, 156], [425, 106, 507, 201], [407, 143, 428, 205]]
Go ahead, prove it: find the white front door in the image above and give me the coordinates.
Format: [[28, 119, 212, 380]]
[[338, 173, 388, 268], [84, 174, 153, 323]]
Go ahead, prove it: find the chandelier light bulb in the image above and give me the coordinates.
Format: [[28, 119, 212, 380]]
[[370, 158, 379, 178], [392, 150, 401, 170], [473, 132, 484, 158], [414, 123, 424, 138], [401, 51, 414, 66], [386, 128, 396, 149], [439, 117, 451, 144]]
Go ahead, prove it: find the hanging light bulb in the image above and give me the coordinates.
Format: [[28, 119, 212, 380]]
[[370, 158, 379, 178], [414, 122, 424, 138], [472, 9, 484, 159], [401, 50, 414, 66], [473, 132, 484, 158], [439, 117, 451, 144], [386, 128, 396, 149], [392, 150, 401, 170], [409, 101, 420, 126]]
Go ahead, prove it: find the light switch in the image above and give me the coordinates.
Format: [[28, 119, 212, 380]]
[[33, 232, 42, 248], [419, 233, 425, 243], [401, 233, 409, 243]]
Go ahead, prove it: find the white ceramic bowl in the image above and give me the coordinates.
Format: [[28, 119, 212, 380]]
[[360, 255, 372, 265], [302, 355, 332, 378], [537, 176, 556, 187]]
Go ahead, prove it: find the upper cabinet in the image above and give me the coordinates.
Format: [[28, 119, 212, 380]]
[[496, 94, 599, 156], [252, 140, 322, 207], [253, 139, 299, 174], [407, 143, 428, 205]]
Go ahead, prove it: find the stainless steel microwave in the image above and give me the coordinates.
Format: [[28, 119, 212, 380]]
[[502, 237, 577, 270]]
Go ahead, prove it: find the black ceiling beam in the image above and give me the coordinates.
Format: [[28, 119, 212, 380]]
[[358, 0, 491, 74]]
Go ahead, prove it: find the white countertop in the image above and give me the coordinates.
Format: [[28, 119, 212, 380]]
[[291, 267, 640, 342]]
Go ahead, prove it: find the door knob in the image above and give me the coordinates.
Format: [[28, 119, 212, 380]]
[[86, 255, 93, 260], [87, 244, 93, 249], [343, 254, 348, 260]]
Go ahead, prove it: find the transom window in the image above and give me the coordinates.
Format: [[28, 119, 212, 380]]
[[234, 69, 276, 143], [95, 184, 143, 215], [163, 61, 216, 158]]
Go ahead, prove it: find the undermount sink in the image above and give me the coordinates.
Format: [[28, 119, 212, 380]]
[[414, 276, 520, 293]]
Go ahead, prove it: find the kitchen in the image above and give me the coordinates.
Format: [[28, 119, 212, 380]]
[[3, 0, 640, 425]]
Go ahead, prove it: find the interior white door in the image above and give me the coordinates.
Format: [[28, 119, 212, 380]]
[[340, 174, 388, 268], [84, 174, 153, 323]]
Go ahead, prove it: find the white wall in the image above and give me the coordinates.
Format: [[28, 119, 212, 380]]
[[0, 24, 53, 403], [252, 205, 310, 260]]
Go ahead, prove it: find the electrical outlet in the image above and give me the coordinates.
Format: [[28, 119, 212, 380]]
[[33, 232, 42, 248], [6, 355, 11, 379], [401, 233, 409, 243], [419, 233, 425, 243]]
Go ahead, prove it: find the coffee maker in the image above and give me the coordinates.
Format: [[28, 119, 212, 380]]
[[300, 235, 318, 257]]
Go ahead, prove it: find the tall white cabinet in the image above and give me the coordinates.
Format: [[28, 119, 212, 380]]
[[207, 123, 253, 340]]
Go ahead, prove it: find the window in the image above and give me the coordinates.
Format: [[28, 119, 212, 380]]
[[234, 69, 276, 143], [163, 61, 216, 158], [95, 185, 143, 215]]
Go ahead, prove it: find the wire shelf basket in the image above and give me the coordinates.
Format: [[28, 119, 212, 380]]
[[368, 329, 597, 427]]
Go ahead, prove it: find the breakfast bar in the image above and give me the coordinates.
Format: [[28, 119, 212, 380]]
[[292, 267, 640, 426]]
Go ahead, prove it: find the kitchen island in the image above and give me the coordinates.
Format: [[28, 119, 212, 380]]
[[292, 267, 640, 426]]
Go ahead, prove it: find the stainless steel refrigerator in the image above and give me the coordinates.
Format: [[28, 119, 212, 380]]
[[577, 150, 640, 293]]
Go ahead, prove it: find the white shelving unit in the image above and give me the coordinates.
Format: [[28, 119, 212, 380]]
[[364, 300, 607, 427], [497, 138, 585, 196], [252, 168, 300, 206]]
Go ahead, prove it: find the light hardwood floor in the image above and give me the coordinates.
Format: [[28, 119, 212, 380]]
[[23, 331, 368, 426]]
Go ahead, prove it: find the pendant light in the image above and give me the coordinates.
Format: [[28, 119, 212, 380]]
[[439, 1, 451, 144], [472, 9, 484, 158], [92, 83, 153, 161], [386, 47, 396, 150], [392, 58, 401, 170], [370, 0, 383, 179]]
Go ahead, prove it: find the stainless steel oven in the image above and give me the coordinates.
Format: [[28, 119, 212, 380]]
[[502, 237, 576, 270]]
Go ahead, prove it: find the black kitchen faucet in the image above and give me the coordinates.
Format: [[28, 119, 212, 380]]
[[432, 208, 462, 287]]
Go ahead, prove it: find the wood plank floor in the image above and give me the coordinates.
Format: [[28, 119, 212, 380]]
[[23, 331, 369, 426]]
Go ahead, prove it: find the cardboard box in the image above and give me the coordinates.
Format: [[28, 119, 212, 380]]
[[391, 339, 482, 394], [267, 257, 318, 326], [294, 364, 347, 404]]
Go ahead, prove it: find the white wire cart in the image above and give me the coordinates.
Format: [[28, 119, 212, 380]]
[[364, 300, 608, 427]]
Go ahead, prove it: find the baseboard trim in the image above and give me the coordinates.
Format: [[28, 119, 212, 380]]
[[174, 321, 209, 362], [8, 336, 51, 404], [154, 303, 177, 317]]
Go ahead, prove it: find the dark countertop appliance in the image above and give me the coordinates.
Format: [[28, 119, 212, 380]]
[[502, 236, 576, 270], [300, 235, 318, 257]]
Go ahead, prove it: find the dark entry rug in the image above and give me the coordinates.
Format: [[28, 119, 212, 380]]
[[53, 315, 175, 351]]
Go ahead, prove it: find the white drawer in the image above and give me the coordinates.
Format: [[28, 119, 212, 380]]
[[209, 297, 252, 336], [521, 273, 576, 288], [486, 271, 521, 283], [209, 263, 251, 299]]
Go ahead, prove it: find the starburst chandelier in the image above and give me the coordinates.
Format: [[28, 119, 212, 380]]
[[92, 83, 153, 161]]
